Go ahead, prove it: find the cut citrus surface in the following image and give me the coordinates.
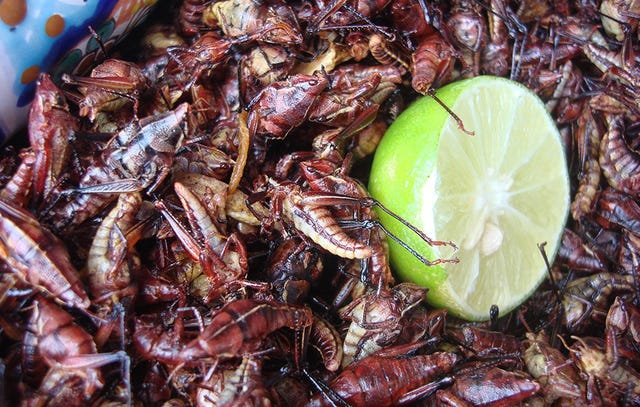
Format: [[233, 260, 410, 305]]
[[369, 76, 570, 321]]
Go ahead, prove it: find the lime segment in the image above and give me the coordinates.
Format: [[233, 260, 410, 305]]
[[369, 76, 569, 321]]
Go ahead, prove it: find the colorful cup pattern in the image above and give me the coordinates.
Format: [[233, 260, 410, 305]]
[[0, 0, 158, 143]]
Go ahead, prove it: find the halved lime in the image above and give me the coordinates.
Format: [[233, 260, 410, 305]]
[[369, 76, 569, 321]]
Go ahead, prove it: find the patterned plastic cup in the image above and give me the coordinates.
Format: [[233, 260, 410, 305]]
[[0, 0, 158, 142]]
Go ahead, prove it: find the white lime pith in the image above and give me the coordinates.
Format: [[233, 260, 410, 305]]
[[369, 76, 570, 321]]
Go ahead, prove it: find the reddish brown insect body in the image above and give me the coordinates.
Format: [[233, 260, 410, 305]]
[[599, 114, 640, 195], [436, 366, 541, 406], [248, 72, 329, 161], [0, 199, 89, 309], [28, 74, 76, 206], [178, 0, 207, 36], [307, 351, 459, 407], [178, 299, 313, 362], [410, 32, 457, 94], [62, 59, 149, 122], [24, 298, 129, 406], [449, 326, 521, 358], [0, 149, 36, 208]]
